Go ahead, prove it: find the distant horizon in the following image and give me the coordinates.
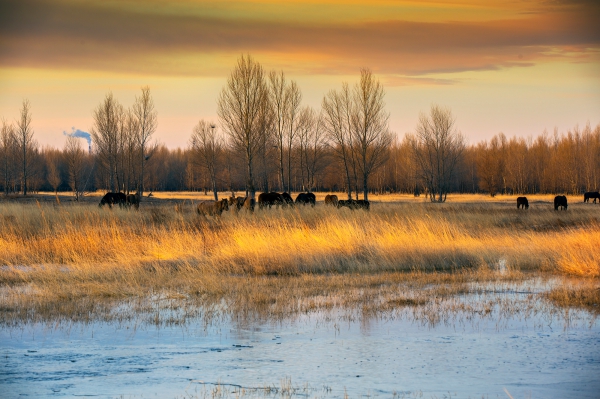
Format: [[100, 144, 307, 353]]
[[1, 0, 599, 149]]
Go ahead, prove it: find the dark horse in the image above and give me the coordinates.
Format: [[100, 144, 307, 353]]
[[258, 192, 284, 210], [554, 195, 568, 211], [197, 199, 229, 217], [324, 194, 338, 206], [99, 192, 126, 208], [516, 197, 529, 209], [583, 192, 600, 203], [281, 192, 294, 206], [295, 192, 316, 206], [125, 193, 140, 209], [337, 199, 370, 210]]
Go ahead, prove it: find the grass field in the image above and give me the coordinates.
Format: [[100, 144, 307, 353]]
[[0, 192, 598, 325]]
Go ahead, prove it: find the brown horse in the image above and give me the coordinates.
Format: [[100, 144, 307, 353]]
[[324, 194, 339, 206], [243, 197, 255, 212], [258, 192, 284, 210], [584, 192, 600, 203], [99, 192, 127, 208], [337, 199, 370, 210], [281, 192, 294, 206], [228, 196, 247, 211], [516, 197, 528, 209], [197, 199, 229, 216], [126, 193, 140, 209], [295, 192, 316, 206], [554, 195, 567, 211]]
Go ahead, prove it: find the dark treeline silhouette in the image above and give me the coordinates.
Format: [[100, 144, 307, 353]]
[[1, 56, 599, 199]]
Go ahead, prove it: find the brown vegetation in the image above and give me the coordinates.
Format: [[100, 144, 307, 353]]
[[0, 194, 598, 326]]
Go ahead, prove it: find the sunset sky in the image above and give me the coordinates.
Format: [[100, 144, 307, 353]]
[[1, 0, 599, 149]]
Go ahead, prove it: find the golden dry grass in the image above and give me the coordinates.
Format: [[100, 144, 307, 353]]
[[1, 193, 598, 324], [1, 195, 598, 275]]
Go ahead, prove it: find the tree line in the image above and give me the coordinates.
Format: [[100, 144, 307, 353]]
[[1, 55, 599, 201]]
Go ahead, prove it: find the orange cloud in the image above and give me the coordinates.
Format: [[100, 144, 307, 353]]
[[0, 0, 598, 77]]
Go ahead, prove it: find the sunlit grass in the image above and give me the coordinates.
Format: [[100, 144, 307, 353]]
[[0, 193, 598, 324], [1, 195, 598, 275]]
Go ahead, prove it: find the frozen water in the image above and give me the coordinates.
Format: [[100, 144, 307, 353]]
[[1, 300, 599, 398]]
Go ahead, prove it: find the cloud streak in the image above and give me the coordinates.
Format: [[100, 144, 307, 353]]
[[1, 0, 598, 77]]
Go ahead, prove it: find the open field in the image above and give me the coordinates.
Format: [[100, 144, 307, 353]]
[[0, 192, 599, 325]]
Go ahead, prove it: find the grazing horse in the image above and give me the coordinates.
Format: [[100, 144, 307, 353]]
[[228, 196, 247, 211], [324, 194, 339, 207], [197, 199, 229, 217], [516, 196, 529, 209], [584, 192, 600, 203], [281, 192, 294, 206], [554, 195, 568, 211], [243, 197, 255, 212], [258, 192, 284, 209], [125, 193, 140, 209], [337, 199, 370, 210], [295, 192, 316, 206], [99, 192, 127, 208]]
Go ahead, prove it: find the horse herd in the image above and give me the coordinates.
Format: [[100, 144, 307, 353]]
[[98, 190, 599, 215], [194, 192, 371, 217], [516, 192, 600, 211]]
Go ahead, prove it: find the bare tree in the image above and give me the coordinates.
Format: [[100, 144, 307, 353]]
[[16, 100, 37, 195], [285, 81, 302, 193], [268, 70, 289, 191], [297, 107, 327, 192], [132, 86, 157, 197], [122, 109, 140, 194], [256, 93, 276, 193], [64, 135, 85, 200], [1, 119, 17, 195], [91, 93, 123, 192], [476, 134, 505, 196], [268, 71, 302, 192], [351, 68, 393, 201], [190, 120, 223, 201], [322, 83, 355, 200], [46, 157, 61, 194], [410, 105, 465, 202], [217, 54, 267, 200]]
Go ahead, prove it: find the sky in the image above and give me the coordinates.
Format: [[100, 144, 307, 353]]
[[0, 0, 599, 149]]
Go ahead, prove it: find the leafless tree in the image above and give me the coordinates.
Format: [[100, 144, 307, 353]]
[[476, 134, 506, 196], [1, 119, 17, 195], [121, 109, 140, 194], [256, 93, 276, 193], [322, 83, 355, 200], [351, 68, 393, 201], [268, 71, 302, 192], [268, 70, 289, 191], [64, 135, 85, 200], [217, 54, 268, 200], [190, 120, 223, 201], [46, 157, 61, 194], [91, 93, 123, 192], [284, 81, 302, 193], [132, 86, 157, 197], [410, 105, 465, 202], [16, 100, 37, 195], [297, 107, 327, 192]]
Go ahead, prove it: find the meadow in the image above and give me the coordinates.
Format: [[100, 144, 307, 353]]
[[0, 192, 598, 326]]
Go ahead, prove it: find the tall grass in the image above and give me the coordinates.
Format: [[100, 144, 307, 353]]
[[0, 197, 598, 276], [1, 195, 598, 324]]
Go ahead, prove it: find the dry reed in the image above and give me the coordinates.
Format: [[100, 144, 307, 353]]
[[1, 194, 598, 324]]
